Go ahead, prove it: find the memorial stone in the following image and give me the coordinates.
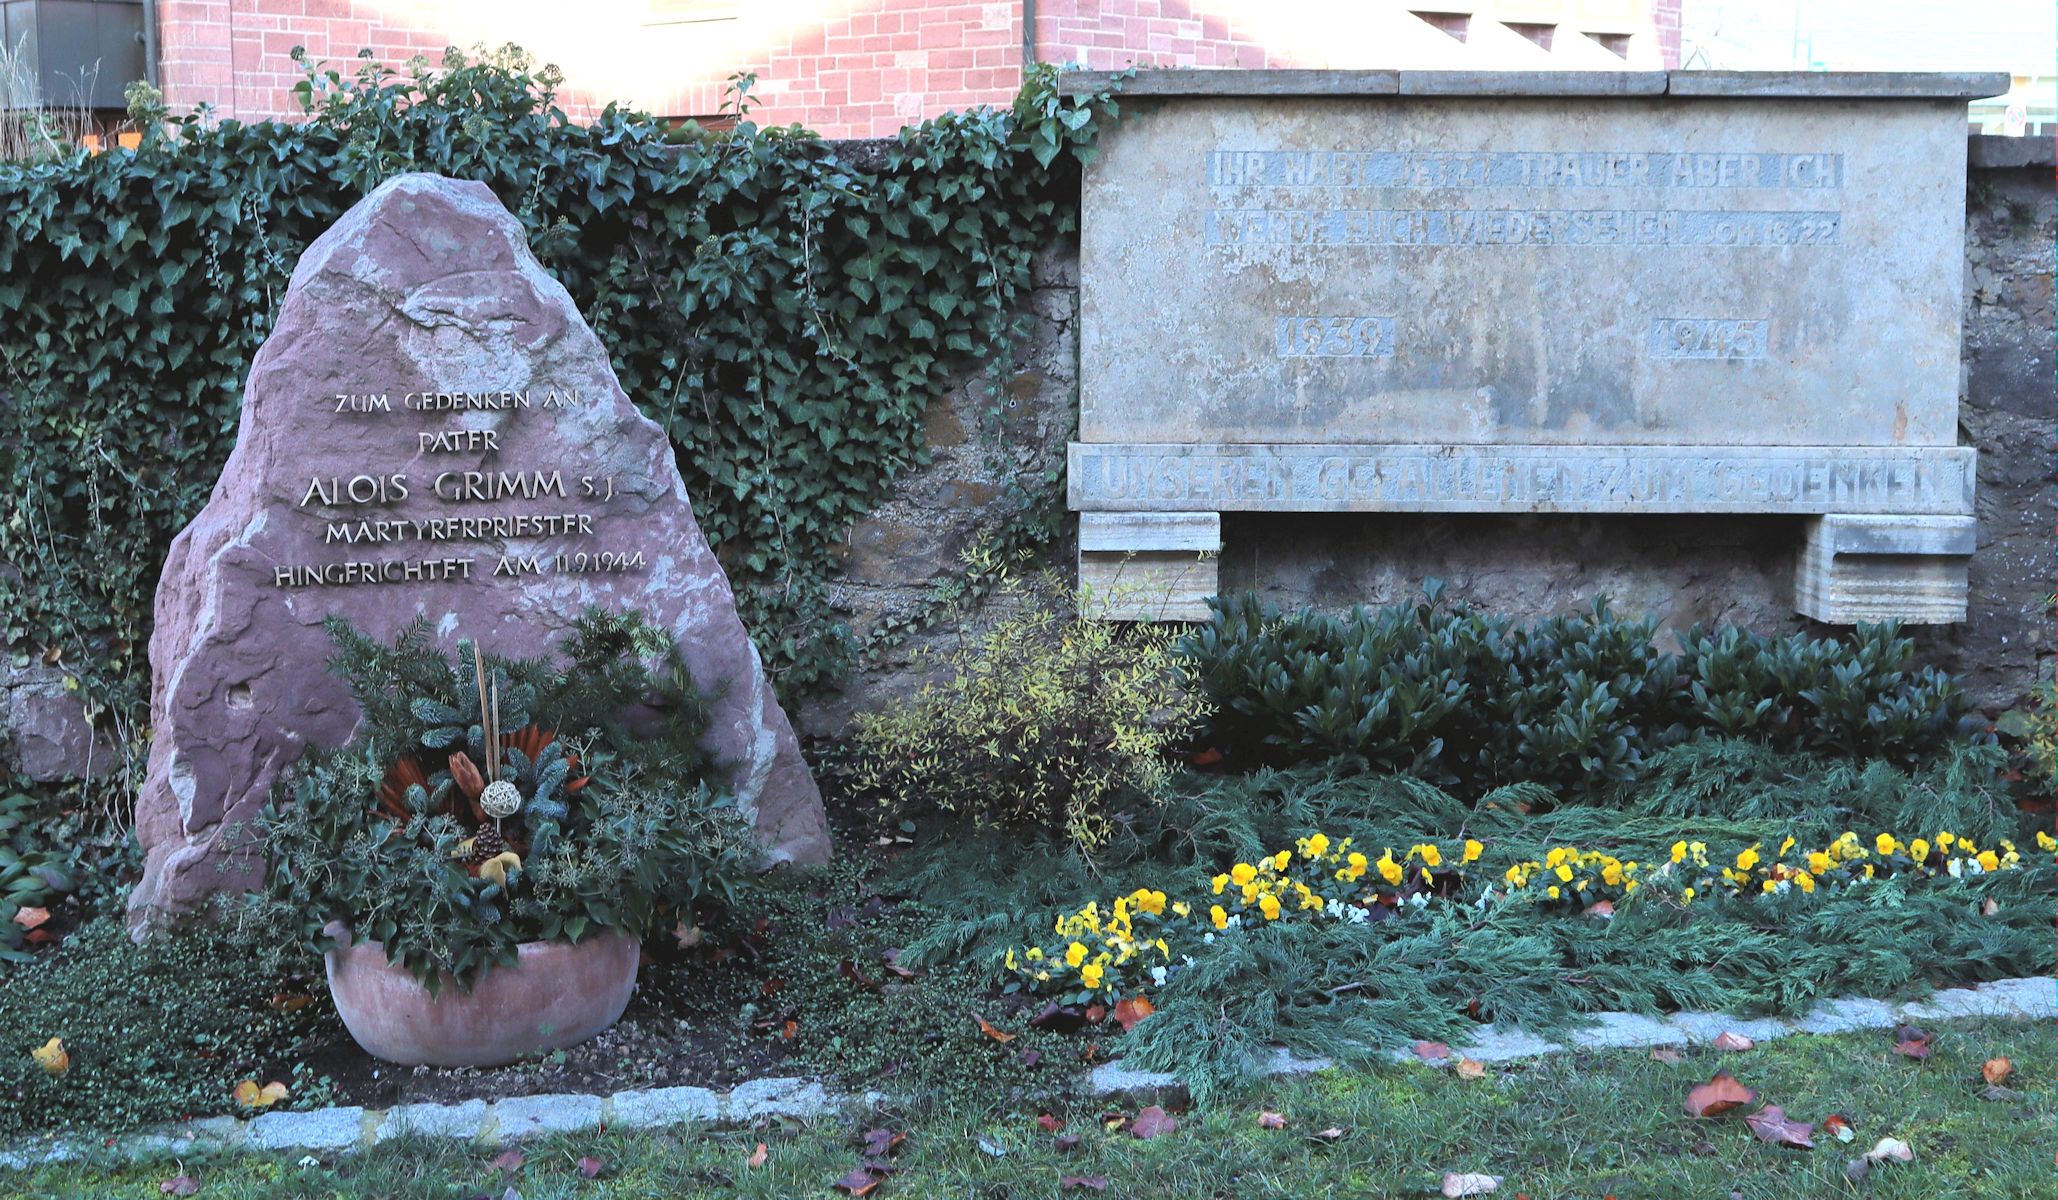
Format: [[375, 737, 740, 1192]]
[[1060, 70, 2005, 622], [131, 174, 830, 920]]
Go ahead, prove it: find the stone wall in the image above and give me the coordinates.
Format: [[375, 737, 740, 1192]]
[[812, 142, 2055, 729]]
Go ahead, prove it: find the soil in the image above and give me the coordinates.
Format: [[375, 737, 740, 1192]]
[[295, 988, 789, 1110]]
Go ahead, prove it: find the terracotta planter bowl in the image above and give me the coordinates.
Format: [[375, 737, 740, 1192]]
[[324, 923, 639, 1067]]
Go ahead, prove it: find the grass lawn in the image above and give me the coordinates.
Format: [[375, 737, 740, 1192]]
[[15, 1017, 2051, 1199]]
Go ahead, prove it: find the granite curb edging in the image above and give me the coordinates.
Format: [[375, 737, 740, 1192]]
[[4, 977, 2048, 1170]]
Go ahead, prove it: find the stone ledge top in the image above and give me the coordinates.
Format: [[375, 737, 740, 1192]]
[[1969, 133, 2058, 169], [1056, 68, 2011, 102]]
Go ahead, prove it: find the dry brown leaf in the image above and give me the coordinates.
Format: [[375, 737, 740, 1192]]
[[1981, 897, 1999, 916], [1713, 1031, 1755, 1052], [747, 1142, 768, 1168], [576, 1157, 604, 1180], [1440, 1171, 1501, 1196], [1683, 1072, 1756, 1118], [1037, 1112, 1064, 1133], [1311, 1127, 1346, 1142], [973, 1015, 1016, 1043], [1060, 1177, 1109, 1191], [158, 1177, 200, 1196], [833, 1167, 883, 1196], [1257, 1111, 1287, 1129], [1584, 899, 1615, 919], [1743, 1105, 1815, 1149], [1982, 1057, 2014, 1085], [1053, 1134, 1082, 1152], [31, 1037, 67, 1077], [489, 1148, 524, 1173], [231, 1079, 288, 1110], [1649, 1047, 1684, 1064], [1413, 1041, 1453, 1062], [1866, 1136, 1914, 1163], [1454, 1058, 1487, 1080], [1891, 1024, 1932, 1060], [860, 1129, 905, 1158], [1130, 1105, 1179, 1139], [1112, 995, 1156, 1033], [13, 907, 49, 931], [1822, 1113, 1855, 1143]]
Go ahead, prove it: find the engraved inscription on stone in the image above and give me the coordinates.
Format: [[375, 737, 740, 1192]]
[[1647, 318, 1768, 360], [1275, 316, 1397, 358], [1208, 151, 1845, 190], [1069, 445, 1976, 516], [274, 386, 649, 589], [1207, 208, 1841, 248]]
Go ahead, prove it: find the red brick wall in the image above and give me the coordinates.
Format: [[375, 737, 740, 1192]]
[[155, 1, 1675, 135]]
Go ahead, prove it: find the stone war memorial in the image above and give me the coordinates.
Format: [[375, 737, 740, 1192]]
[[131, 174, 830, 921], [1063, 70, 2000, 624]]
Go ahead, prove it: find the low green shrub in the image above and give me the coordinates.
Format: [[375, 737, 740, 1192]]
[[0, 918, 334, 1136], [1182, 588, 1973, 793], [244, 610, 754, 990], [844, 604, 1210, 851]]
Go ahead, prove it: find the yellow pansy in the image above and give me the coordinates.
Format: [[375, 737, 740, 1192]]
[[1005, 948, 1019, 970], [1462, 839, 1483, 864], [1065, 942, 1087, 968], [1977, 850, 2000, 872], [1670, 841, 1687, 864], [1601, 862, 1623, 887], [1937, 831, 1955, 848], [1304, 833, 1331, 859], [1212, 873, 1229, 895], [1273, 850, 1292, 871], [1025, 947, 1043, 961], [1779, 836, 1796, 858], [1081, 962, 1104, 989], [1172, 901, 1190, 918], [1875, 833, 1899, 857], [1681, 887, 1696, 903], [1258, 894, 1282, 920], [1794, 870, 1815, 893], [1909, 838, 1931, 862], [1231, 862, 1257, 886], [1554, 864, 1574, 883], [1417, 843, 1443, 869], [1761, 879, 1778, 893], [2036, 831, 2056, 852], [1545, 886, 1560, 900], [1736, 847, 1761, 872], [1807, 851, 1832, 875], [1210, 905, 1228, 930], [1378, 852, 1404, 886]]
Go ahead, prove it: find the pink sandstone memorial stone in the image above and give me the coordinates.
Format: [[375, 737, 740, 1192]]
[[130, 173, 830, 920]]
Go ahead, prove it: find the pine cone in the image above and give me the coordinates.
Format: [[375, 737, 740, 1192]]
[[466, 824, 506, 866]]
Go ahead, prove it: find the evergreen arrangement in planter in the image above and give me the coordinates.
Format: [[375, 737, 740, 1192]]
[[251, 609, 753, 1063]]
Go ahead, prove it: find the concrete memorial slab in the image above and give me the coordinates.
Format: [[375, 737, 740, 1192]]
[[131, 173, 829, 921], [1058, 70, 2004, 621]]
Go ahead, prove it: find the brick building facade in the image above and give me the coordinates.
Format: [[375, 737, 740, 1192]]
[[154, 1, 1683, 136]]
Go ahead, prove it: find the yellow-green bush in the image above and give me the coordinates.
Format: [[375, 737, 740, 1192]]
[[846, 608, 1208, 850]]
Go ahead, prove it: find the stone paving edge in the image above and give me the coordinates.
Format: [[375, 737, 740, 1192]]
[[2, 976, 2049, 1170]]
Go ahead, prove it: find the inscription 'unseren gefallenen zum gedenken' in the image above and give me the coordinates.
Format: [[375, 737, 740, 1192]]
[[273, 389, 649, 588]]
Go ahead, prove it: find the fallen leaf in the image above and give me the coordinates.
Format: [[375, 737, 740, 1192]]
[[489, 1148, 525, 1173], [780, 1017, 798, 1041], [840, 960, 882, 991], [1744, 1105, 1815, 1149], [1084, 1002, 1107, 1024], [1713, 1031, 1755, 1052], [860, 1129, 905, 1158], [1441, 1171, 1501, 1196], [575, 1157, 603, 1180], [1112, 995, 1156, 1033], [833, 1167, 883, 1196], [31, 1037, 67, 1077], [1981, 897, 1999, 916], [1190, 747, 1224, 766], [1866, 1136, 1914, 1163], [1017, 1049, 1041, 1068], [880, 949, 916, 979], [1982, 1056, 2014, 1085], [1413, 1041, 1453, 1062], [1454, 1058, 1486, 1080], [1037, 1112, 1064, 1133], [1060, 1177, 1109, 1191], [671, 921, 703, 949], [1257, 1111, 1287, 1129], [1822, 1113, 1854, 1143], [1311, 1127, 1346, 1142], [1053, 1134, 1082, 1152], [747, 1143, 768, 1168], [159, 1178, 200, 1197], [13, 907, 49, 930], [975, 1135, 1007, 1158], [1130, 1105, 1179, 1139], [1683, 1072, 1757, 1118], [1030, 1003, 1086, 1033], [1649, 1047, 1684, 1064], [270, 993, 313, 1014], [973, 1015, 1016, 1043], [1978, 1084, 2023, 1102], [1584, 899, 1615, 919], [231, 1079, 288, 1110], [1891, 1024, 1932, 1059]]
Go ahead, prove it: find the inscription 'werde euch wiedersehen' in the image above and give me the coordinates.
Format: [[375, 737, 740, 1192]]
[[1208, 151, 1844, 190], [272, 386, 651, 589], [1069, 446, 1975, 516]]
